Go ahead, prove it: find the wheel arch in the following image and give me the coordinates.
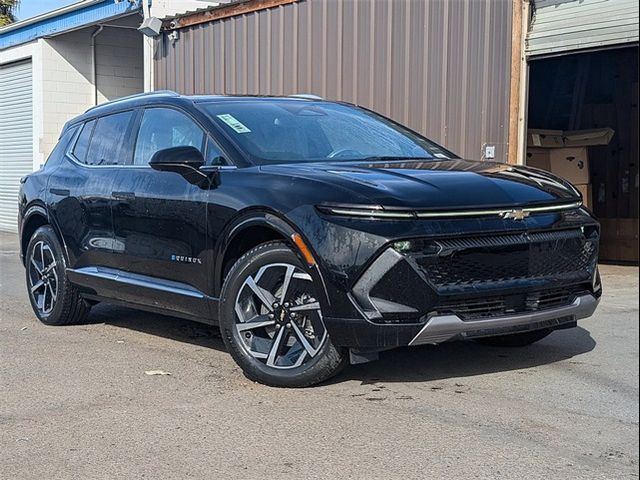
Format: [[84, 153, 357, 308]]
[[20, 205, 50, 265], [215, 210, 328, 304], [20, 204, 69, 267]]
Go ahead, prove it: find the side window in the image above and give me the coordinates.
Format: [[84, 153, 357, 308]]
[[72, 120, 96, 163], [85, 111, 135, 166], [45, 125, 78, 165], [205, 137, 225, 165], [133, 108, 205, 165]]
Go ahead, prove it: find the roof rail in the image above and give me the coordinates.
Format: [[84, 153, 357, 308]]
[[85, 90, 180, 113], [288, 93, 324, 100]]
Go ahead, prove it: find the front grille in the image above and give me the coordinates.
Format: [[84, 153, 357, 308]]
[[437, 288, 587, 321], [413, 229, 598, 293]]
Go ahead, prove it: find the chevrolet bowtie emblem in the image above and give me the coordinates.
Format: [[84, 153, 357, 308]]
[[502, 209, 530, 220]]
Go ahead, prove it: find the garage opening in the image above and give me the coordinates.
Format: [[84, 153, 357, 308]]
[[526, 46, 639, 264]]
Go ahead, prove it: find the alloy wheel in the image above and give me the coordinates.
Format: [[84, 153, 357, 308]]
[[28, 240, 59, 315], [234, 263, 328, 369]]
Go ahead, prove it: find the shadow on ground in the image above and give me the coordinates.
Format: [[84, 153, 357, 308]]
[[87, 303, 596, 385], [331, 326, 596, 385], [89, 303, 226, 351]]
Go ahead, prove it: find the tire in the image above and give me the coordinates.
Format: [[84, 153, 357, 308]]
[[219, 241, 347, 387], [475, 328, 552, 347], [25, 225, 90, 326]]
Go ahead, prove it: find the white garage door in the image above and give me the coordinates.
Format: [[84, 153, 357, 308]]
[[527, 0, 640, 57], [0, 60, 33, 233]]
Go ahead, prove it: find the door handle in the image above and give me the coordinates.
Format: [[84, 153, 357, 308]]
[[49, 188, 70, 196], [112, 191, 136, 201]]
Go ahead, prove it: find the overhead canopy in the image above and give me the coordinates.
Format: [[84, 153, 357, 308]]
[[526, 0, 639, 58], [0, 0, 141, 51]]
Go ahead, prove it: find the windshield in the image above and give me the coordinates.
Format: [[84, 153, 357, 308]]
[[200, 99, 455, 165]]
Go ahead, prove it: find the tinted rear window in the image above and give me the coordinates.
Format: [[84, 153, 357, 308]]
[[73, 111, 135, 166], [88, 111, 135, 166]]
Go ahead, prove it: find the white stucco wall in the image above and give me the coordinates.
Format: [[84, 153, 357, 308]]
[[39, 19, 144, 160], [40, 30, 94, 160], [95, 25, 144, 102]]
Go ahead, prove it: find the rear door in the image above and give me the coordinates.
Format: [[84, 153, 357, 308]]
[[48, 110, 137, 272], [110, 106, 220, 319]]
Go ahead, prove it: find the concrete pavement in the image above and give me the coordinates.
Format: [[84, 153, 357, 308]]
[[1, 231, 638, 479]]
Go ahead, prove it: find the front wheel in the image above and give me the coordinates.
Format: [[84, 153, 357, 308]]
[[219, 241, 346, 387]]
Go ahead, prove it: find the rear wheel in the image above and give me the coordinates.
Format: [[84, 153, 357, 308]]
[[219, 241, 346, 387], [475, 329, 552, 347], [25, 225, 89, 326]]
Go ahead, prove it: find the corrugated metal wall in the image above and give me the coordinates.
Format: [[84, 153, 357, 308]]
[[154, 0, 514, 161], [527, 0, 640, 57]]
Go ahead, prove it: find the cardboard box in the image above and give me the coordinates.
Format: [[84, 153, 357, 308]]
[[527, 127, 615, 148], [598, 218, 639, 264], [575, 184, 592, 210], [526, 147, 589, 184], [525, 148, 551, 170], [563, 128, 615, 147], [548, 147, 590, 184], [527, 129, 564, 148]]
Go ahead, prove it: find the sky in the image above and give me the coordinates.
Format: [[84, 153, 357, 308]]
[[16, 0, 78, 21]]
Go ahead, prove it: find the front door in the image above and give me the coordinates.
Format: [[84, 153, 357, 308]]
[[110, 106, 218, 319]]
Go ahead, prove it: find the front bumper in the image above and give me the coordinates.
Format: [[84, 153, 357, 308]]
[[408, 292, 599, 345], [321, 226, 601, 348], [325, 293, 599, 348]]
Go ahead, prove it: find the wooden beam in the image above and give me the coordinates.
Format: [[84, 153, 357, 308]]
[[164, 0, 298, 30], [507, 0, 524, 165]]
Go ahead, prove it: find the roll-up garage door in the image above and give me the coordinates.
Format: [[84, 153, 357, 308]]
[[0, 60, 33, 233], [527, 0, 639, 57]]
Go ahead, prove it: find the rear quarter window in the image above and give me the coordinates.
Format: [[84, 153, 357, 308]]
[[45, 125, 79, 166]]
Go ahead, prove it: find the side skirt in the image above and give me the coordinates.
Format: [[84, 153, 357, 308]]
[[67, 266, 219, 324]]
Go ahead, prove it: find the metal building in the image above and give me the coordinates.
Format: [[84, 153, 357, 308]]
[[153, 0, 639, 262], [0, 0, 222, 233], [154, 0, 516, 163], [524, 0, 639, 262], [526, 0, 639, 57], [0, 0, 144, 233]]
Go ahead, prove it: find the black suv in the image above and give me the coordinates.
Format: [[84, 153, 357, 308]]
[[18, 92, 601, 387]]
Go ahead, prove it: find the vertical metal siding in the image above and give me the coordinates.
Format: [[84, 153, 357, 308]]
[[527, 0, 640, 57], [0, 60, 32, 233], [154, 0, 513, 161]]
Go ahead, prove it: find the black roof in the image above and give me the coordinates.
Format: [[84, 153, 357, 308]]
[[65, 90, 328, 131]]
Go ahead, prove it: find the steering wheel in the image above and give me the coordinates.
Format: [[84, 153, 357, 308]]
[[327, 148, 362, 159]]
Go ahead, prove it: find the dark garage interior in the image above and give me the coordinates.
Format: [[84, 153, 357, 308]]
[[527, 46, 639, 264]]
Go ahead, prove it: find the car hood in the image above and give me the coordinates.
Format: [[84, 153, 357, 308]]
[[259, 159, 581, 210]]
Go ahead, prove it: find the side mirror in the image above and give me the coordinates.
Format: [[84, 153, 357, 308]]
[[149, 146, 207, 185]]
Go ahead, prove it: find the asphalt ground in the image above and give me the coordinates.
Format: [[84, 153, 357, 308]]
[[1, 231, 638, 479]]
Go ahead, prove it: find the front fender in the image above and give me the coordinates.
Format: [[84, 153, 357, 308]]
[[213, 208, 332, 313]]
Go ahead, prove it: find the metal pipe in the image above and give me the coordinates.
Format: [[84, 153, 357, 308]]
[[91, 25, 104, 106]]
